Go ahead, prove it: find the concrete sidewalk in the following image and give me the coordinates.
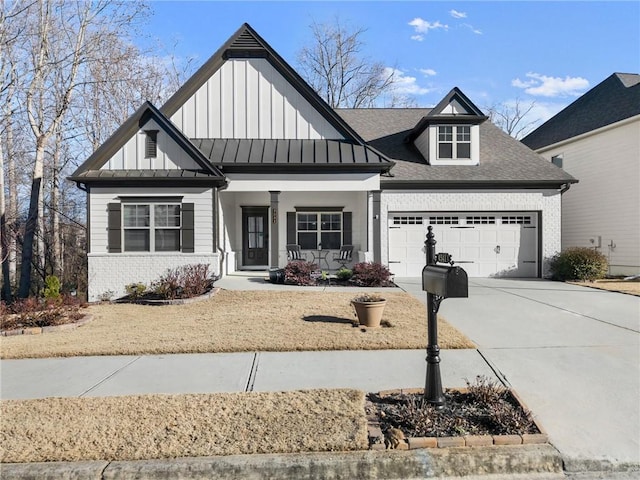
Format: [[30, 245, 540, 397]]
[[0, 349, 498, 399]]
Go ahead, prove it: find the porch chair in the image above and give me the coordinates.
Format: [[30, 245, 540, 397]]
[[333, 245, 354, 269], [286, 244, 306, 262]]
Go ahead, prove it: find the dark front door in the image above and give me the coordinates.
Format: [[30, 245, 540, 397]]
[[242, 207, 269, 267]]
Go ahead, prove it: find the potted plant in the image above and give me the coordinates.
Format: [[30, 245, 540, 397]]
[[351, 293, 387, 328]]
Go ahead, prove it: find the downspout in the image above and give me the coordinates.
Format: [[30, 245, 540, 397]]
[[559, 183, 572, 194], [214, 182, 228, 278]]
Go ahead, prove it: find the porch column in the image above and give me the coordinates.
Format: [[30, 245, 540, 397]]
[[269, 191, 280, 267], [372, 190, 381, 263]]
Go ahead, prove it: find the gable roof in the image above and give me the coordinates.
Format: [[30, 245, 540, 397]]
[[522, 73, 640, 150], [69, 102, 225, 185], [160, 23, 367, 144], [404, 87, 488, 143], [337, 108, 576, 188]]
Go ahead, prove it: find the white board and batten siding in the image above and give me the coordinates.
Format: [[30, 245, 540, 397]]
[[86, 187, 216, 302], [170, 58, 345, 140], [100, 119, 201, 171], [537, 118, 640, 275]]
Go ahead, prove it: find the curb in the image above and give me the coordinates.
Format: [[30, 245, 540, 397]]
[[0, 445, 563, 479]]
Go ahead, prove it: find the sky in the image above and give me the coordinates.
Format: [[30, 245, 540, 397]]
[[141, 0, 640, 129]]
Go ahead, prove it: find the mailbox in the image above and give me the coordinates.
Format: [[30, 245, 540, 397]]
[[422, 265, 468, 298]]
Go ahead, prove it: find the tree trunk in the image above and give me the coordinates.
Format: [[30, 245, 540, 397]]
[[18, 140, 45, 298], [0, 139, 11, 301], [51, 130, 61, 277]]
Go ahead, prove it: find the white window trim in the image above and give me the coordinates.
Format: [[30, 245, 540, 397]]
[[122, 203, 181, 252], [428, 124, 480, 166], [296, 211, 343, 250]]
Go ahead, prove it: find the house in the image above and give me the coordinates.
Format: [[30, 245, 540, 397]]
[[522, 73, 640, 276], [69, 23, 576, 301]]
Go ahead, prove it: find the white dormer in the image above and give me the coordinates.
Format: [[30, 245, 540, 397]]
[[406, 87, 488, 166]]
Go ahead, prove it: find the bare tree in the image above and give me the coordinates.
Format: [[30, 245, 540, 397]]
[[297, 18, 397, 108], [486, 98, 540, 140]]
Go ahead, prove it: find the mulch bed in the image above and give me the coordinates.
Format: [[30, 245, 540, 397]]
[[366, 377, 546, 450]]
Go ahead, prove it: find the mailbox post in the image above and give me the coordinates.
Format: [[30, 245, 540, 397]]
[[422, 226, 468, 408]]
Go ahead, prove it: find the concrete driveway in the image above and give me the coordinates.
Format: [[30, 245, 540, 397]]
[[395, 277, 640, 473]]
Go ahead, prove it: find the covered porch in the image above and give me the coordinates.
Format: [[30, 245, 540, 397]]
[[218, 175, 379, 274]]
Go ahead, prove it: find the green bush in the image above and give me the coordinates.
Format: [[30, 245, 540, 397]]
[[43, 275, 61, 300], [125, 283, 147, 300], [549, 247, 608, 281], [336, 268, 353, 281]]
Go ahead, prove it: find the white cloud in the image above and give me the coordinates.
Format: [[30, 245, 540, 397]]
[[512, 72, 589, 97], [408, 18, 449, 37], [462, 23, 482, 35], [450, 9, 467, 19], [385, 67, 432, 95], [411, 34, 424, 42], [420, 68, 437, 77]]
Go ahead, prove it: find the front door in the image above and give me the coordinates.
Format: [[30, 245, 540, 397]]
[[242, 207, 269, 267]]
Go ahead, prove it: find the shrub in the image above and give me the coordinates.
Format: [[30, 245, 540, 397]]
[[43, 275, 61, 300], [284, 261, 318, 286], [336, 268, 353, 281], [125, 283, 147, 300], [350, 262, 393, 287], [549, 247, 608, 281], [152, 264, 213, 299]]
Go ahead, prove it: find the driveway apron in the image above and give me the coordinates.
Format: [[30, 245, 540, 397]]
[[395, 277, 640, 470]]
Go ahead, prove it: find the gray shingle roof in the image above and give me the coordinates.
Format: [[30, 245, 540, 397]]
[[337, 109, 576, 186], [522, 73, 640, 150], [190, 138, 393, 173]]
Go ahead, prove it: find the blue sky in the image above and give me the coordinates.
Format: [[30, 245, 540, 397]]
[[143, 1, 639, 125]]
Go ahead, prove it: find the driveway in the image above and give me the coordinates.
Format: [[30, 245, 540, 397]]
[[395, 277, 640, 472]]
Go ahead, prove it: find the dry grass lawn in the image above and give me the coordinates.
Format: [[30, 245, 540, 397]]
[[1, 290, 474, 359], [570, 279, 640, 296], [0, 389, 367, 463]]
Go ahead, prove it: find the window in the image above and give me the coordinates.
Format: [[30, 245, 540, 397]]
[[551, 154, 563, 168], [429, 216, 459, 225], [466, 216, 495, 225], [296, 212, 342, 249], [123, 203, 180, 252], [393, 216, 423, 225], [438, 125, 471, 159], [145, 130, 158, 158]]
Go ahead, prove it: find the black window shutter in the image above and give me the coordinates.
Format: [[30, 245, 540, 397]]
[[182, 203, 194, 253], [107, 203, 121, 253], [343, 212, 352, 245], [287, 212, 296, 244]]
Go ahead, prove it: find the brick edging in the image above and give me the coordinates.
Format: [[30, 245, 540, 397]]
[[116, 287, 220, 306], [367, 387, 549, 450], [1, 314, 93, 337]]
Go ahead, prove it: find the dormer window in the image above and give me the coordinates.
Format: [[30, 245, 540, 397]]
[[145, 130, 158, 158], [438, 125, 471, 159]]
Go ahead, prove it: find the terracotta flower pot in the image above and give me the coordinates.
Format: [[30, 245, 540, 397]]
[[352, 299, 386, 328]]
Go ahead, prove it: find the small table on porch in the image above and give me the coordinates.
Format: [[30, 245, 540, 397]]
[[311, 248, 331, 271]]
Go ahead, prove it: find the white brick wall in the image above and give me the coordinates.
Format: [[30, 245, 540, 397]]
[[88, 253, 220, 302], [379, 190, 562, 276]]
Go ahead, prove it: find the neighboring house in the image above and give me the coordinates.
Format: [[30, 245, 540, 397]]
[[69, 24, 576, 301], [522, 73, 640, 276]]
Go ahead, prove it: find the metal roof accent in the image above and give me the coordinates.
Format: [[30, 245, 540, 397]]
[[68, 102, 224, 182], [522, 73, 640, 150], [68, 169, 224, 187], [190, 138, 393, 173]]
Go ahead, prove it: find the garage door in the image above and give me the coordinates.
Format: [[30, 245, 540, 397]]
[[388, 213, 538, 277]]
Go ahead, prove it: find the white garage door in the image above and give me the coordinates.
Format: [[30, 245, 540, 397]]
[[388, 213, 538, 277]]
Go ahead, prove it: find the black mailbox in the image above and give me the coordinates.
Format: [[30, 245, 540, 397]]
[[422, 265, 468, 298]]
